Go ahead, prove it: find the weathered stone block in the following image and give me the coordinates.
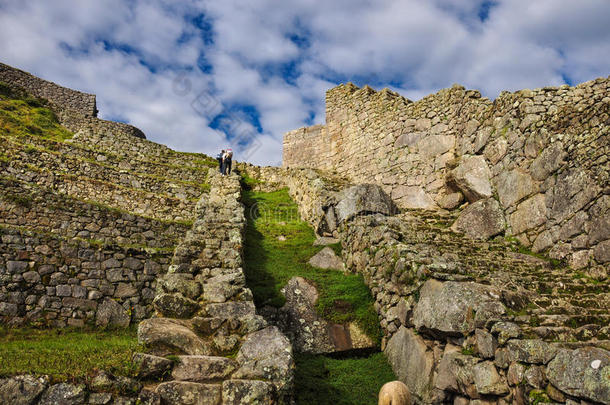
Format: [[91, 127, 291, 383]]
[[452, 198, 505, 240], [448, 155, 493, 202], [172, 356, 236, 382], [385, 326, 436, 403], [510, 194, 547, 235], [156, 381, 221, 405], [547, 347, 610, 404], [413, 280, 505, 337], [0, 375, 48, 405]]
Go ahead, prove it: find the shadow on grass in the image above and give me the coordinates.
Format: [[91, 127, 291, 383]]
[[294, 352, 396, 405]]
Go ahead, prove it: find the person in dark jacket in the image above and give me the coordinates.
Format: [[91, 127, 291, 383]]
[[223, 149, 233, 175], [216, 150, 225, 173]]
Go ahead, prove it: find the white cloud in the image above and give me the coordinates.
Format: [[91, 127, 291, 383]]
[[0, 0, 609, 165]]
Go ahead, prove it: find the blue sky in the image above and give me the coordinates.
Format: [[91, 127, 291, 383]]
[[1, 0, 609, 165]]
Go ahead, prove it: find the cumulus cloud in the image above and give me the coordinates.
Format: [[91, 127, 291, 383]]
[[0, 0, 608, 165]]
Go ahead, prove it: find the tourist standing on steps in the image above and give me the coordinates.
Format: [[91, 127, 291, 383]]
[[222, 148, 233, 175], [216, 150, 225, 174]]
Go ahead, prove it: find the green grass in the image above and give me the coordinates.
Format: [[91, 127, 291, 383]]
[[242, 188, 382, 344], [294, 352, 396, 405], [0, 326, 141, 382], [0, 82, 73, 142]]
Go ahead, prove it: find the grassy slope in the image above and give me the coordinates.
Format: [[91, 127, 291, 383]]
[[295, 352, 397, 405], [0, 82, 73, 146], [0, 327, 141, 382], [242, 188, 382, 344]]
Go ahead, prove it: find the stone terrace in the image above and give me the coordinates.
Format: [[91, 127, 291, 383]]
[[343, 211, 610, 345], [0, 83, 215, 327]]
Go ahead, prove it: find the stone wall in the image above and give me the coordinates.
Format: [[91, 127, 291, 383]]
[[136, 170, 294, 404], [0, 224, 168, 328], [0, 62, 146, 138], [340, 212, 609, 405], [283, 78, 610, 269], [283, 125, 330, 170], [0, 62, 97, 117], [0, 177, 188, 249]]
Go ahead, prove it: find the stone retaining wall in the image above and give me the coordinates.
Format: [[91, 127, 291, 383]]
[[0, 62, 97, 117], [0, 62, 146, 139], [283, 78, 610, 269], [254, 167, 610, 404], [0, 177, 187, 248], [340, 212, 609, 405], [1, 159, 196, 222], [0, 224, 168, 328], [4, 137, 204, 203]]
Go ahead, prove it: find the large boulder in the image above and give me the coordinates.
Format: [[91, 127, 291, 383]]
[[277, 277, 374, 353], [96, 298, 130, 328], [308, 247, 344, 271], [413, 280, 505, 337], [448, 155, 493, 202], [385, 326, 439, 403], [138, 318, 211, 356], [332, 184, 398, 225], [452, 198, 505, 240], [0, 375, 48, 405], [547, 347, 610, 404], [233, 326, 294, 400]]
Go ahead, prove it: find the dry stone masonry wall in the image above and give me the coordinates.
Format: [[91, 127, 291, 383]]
[[0, 224, 168, 328], [0, 62, 97, 117], [136, 171, 294, 405], [340, 211, 609, 405], [0, 65, 214, 328], [284, 78, 610, 273], [0, 62, 145, 138]]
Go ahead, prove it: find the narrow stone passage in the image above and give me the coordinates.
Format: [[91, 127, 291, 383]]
[[240, 186, 396, 404]]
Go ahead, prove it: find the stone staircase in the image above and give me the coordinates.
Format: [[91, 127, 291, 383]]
[[135, 171, 294, 404], [343, 210, 609, 345]]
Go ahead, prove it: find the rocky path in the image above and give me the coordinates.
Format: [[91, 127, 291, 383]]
[[136, 171, 294, 404]]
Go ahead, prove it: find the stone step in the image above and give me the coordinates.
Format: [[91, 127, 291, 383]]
[[138, 317, 212, 357], [171, 355, 237, 383]]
